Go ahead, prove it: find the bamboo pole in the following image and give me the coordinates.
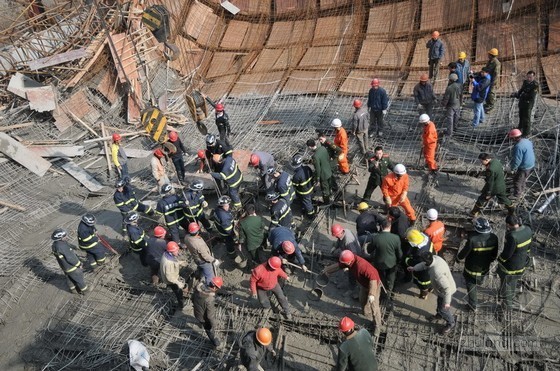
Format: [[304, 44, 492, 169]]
[[101, 122, 113, 178]]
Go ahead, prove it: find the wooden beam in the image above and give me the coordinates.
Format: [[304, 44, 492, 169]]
[[28, 47, 89, 70], [101, 123, 113, 178], [0, 133, 51, 176], [83, 130, 147, 144], [0, 199, 25, 212], [0, 122, 34, 132], [61, 161, 105, 192], [67, 111, 100, 137]]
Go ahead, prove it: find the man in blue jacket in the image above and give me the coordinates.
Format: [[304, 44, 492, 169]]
[[470, 68, 491, 127], [426, 30, 445, 82], [367, 78, 389, 138], [508, 129, 535, 199]]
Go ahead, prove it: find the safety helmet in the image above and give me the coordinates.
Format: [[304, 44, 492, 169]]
[[291, 154, 303, 168], [189, 180, 204, 191], [508, 129, 522, 138], [125, 212, 139, 224], [161, 183, 173, 194], [206, 134, 216, 145], [197, 149, 206, 159], [282, 241, 295, 255], [419, 114, 430, 123], [215, 103, 224, 112], [488, 48, 499, 56], [339, 316, 355, 332], [81, 214, 96, 226], [218, 195, 231, 206], [212, 153, 223, 163], [474, 218, 492, 233], [266, 166, 276, 175], [458, 51, 467, 59], [426, 209, 438, 221], [115, 179, 126, 188], [249, 153, 260, 167], [357, 202, 369, 212], [112, 133, 121, 141], [166, 241, 179, 253], [331, 224, 344, 238], [268, 256, 282, 270], [339, 250, 355, 265], [188, 222, 200, 235], [353, 99, 362, 108], [154, 226, 167, 238], [211, 276, 223, 289], [419, 73, 429, 82], [331, 118, 342, 128], [265, 192, 280, 202], [154, 148, 164, 158], [51, 228, 67, 241], [449, 73, 458, 82], [406, 229, 427, 247], [432, 30, 440, 38], [393, 164, 406, 175], [168, 131, 178, 142], [371, 78, 380, 87], [256, 328, 272, 346]]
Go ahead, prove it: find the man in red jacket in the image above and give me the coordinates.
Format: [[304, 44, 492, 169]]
[[250, 256, 292, 319]]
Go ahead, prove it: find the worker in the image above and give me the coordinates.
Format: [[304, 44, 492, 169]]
[[269, 225, 307, 272], [291, 154, 315, 218], [266, 192, 293, 229], [151, 148, 170, 192], [239, 328, 275, 370], [331, 118, 350, 174], [336, 317, 378, 371], [367, 78, 389, 138], [511, 71, 539, 137], [484, 48, 501, 113], [51, 228, 88, 294], [269, 166, 296, 206], [498, 215, 532, 311], [211, 153, 243, 209], [456, 51, 471, 91], [125, 212, 148, 265], [470, 153, 515, 216], [111, 133, 128, 180], [426, 30, 444, 82], [250, 256, 292, 320], [196, 149, 209, 173], [167, 131, 187, 183], [413, 73, 437, 118], [387, 207, 411, 281], [183, 180, 213, 231], [447, 62, 458, 81], [145, 226, 168, 286], [160, 241, 188, 310], [317, 130, 342, 170], [214, 103, 231, 146], [404, 229, 434, 299], [456, 218, 498, 311], [368, 219, 402, 297], [249, 151, 276, 184], [113, 178, 154, 233], [362, 146, 394, 203], [424, 208, 445, 254], [470, 67, 491, 127], [192, 276, 224, 348], [184, 222, 220, 285], [307, 139, 336, 205], [239, 203, 267, 266], [351, 99, 369, 155], [381, 164, 416, 222], [408, 251, 456, 334], [331, 224, 362, 256], [77, 214, 106, 269], [441, 73, 462, 137], [420, 114, 438, 173], [355, 202, 384, 248], [156, 183, 189, 243], [212, 195, 236, 257], [205, 133, 233, 159], [508, 129, 535, 199]]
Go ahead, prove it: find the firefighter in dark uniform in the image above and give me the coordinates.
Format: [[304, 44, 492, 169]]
[[125, 212, 148, 265], [168, 131, 188, 183], [511, 70, 539, 137], [456, 218, 498, 311], [214, 103, 231, 146], [355, 202, 384, 247], [266, 192, 293, 229], [51, 228, 88, 294], [405, 229, 434, 299], [498, 215, 532, 310], [156, 184, 189, 243], [270, 166, 296, 206], [211, 153, 243, 209], [77, 214, 106, 269], [113, 179, 154, 233], [470, 153, 515, 216], [291, 154, 315, 218], [362, 146, 394, 203], [205, 134, 233, 172], [192, 276, 223, 348], [212, 195, 236, 256], [183, 180, 212, 231]]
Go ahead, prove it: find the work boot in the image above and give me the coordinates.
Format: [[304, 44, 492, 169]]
[[205, 329, 222, 348], [418, 289, 430, 300], [440, 322, 456, 335]]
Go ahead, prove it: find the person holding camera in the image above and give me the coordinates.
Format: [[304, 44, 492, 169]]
[[469, 68, 491, 127]]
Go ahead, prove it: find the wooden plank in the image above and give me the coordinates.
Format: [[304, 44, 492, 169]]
[[108, 32, 139, 84], [61, 161, 105, 192], [65, 36, 108, 88], [0, 133, 52, 177], [28, 145, 85, 157], [28, 48, 89, 70], [367, 2, 414, 37], [99, 147, 151, 158], [0, 199, 26, 212], [0, 122, 34, 132], [100, 123, 113, 178]]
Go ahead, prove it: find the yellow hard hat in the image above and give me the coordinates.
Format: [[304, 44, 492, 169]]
[[488, 48, 499, 56], [357, 202, 369, 211], [458, 51, 467, 59], [406, 229, 425, 247]]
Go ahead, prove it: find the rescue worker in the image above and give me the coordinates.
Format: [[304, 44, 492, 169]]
[[355, 202, 384, 248], [269, 225, 307, 272], [145, 226, 167, 285], [156, 183, 188, 243], [420, 114, 438, 173], [470, 153, 515, 216], [413, 73, 437, 117], [441, 73, 462, 137], [351, 99, 369, 154], [77, 214, 106, 269], [113, 178, 154, 233], [266, 192, 293, 229], [212, 195, 236, 257], [111, 133, 128, 180], [368, 219, 402, 297], [160, 241, 188, 310], [470, 68, 491, 127], [381, 164, 416, 222], [205, 133, 233, 159], [456, 51, 471, 91], [408, 251, 456, 334], [214, 103, 231, 146], [362, 146, 394, 203], [498, 215, 532, 310], [51, 228, 88, 294], [239, 203, 267, 266], [125, 212, 148, 265], [367, 78, 389, 138], [317, 130, 342, 170], [184, 222, 220, 285], [456, 218, 498, 311], [331, 118, 350, 174], [151, 148, 170, 191], [426, 30, 444, 82], [388, 207, 411, 281], [196, 149, 209, 173], [508, 129, 535, 198], [183, 180, 212, 231], [511, 71, 539, 137], [269, 166, 296, 206], [424, 208, 445, 254], [250, 256, 292, 319], [484, 48, 501, 113], [249, 151, 276, 186], [211, 153, 243, 209], [331, 224, 362, 256], [239, 328, 275, 370], [307, 139, 336, 204], [167, 131, 187, 183], [291, 154, 315, 218], [336, 317, 378, 370], [404, 229, 433, 299], [192, 276, 224, 348]]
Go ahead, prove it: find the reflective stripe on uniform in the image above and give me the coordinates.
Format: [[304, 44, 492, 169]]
[[517, 239, 532, 248], [472, 246, 495, 252], [464, 267, 488, 277], [79, 241, 97, 249], [498, 263, 525, 275], [133, 232, 146, 245]]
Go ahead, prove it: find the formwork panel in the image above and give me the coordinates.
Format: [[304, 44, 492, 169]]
[[550, 8, 560, 50], [357, 40, 411, 68], [478, 0, 534, 20], [251, 47, 305, 72], [299, 45, 346, 68], [476, 15, 538, 61], [338, 70, 400, 95], [367, 1, 415, 37], [267, 19, 315, 47], [220, 20, 249, 49], [275, 0, 315, 15], [420, 0, 473, 31], [282, 69, 338, 94], [183, 1, 225, 47], [229, 71, 284, 97], [319, 0, 352, 10], [312, 15, 354, 47], [542, 55, 560, 94], [171, 35, 205, 77], [200, 74, 237, 102]]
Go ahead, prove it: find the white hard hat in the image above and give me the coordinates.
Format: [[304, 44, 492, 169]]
[[394, 164, 406, 175], [419, 114, 430, 123], [331, 118, 342, 128], [426, 208, 438, 220]]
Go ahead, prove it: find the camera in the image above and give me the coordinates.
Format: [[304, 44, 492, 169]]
[[469, 73, 475, 79]]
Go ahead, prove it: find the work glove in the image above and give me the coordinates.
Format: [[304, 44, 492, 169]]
[[282, 258, 289, 265], [202, 201, 208, 208], [302, 265, 308, 273], [399, 195, 406, 203], [383, 196, 392, 206], [417, 104, 423, 110], [338, 153, 345, 161], [485, 194, 492, 200], [382, 110, 388, 115], [285, 276, 291, 282], [212, 259, 221, 267], [407, 266, 415, 272], [368, 295, 375, 304], [342, 267, 349, 272], [252, 293, 258, 299]]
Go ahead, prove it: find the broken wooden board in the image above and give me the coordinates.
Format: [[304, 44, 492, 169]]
[[108, 32, 139, 84], [99, 147, 151, 158], [0, 133, 52, 176], [27, 48, 89, 71], [28, 145, 85, 158], [53, 90, 101, 132], [26, 86, 57, 112], [61, 161, 104, 192], [7, 72, 44, 99]]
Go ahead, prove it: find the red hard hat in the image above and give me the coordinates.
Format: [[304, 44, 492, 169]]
[[154, 226, 166, 238], [154, 148, 164, 158], [339, 250, 355, 265], [371, 78, 380, 87], [268, 256, 282, 270], [197, 149, 206, 159], [331, 224, 344, 238], [282, 241, 295, 255], [339, 316, 355, 332], [353, 99, 362, 108], [215, 103, 224, 112], [508, 128, 522, 138], [188, 222, 200, 234], [112, 133, 121, 141], [167, 241, 179, 253], [250, 153, 260, 167], [256, 328, 272, 346], [211, 276, 223, 288], [168, 131, 178, 142]]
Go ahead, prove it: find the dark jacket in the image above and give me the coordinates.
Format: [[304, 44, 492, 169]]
[[156, 194, 186, 226], [499, 225, 532, 275], [239, 331, 271, 370], [352, 106, 369, 133], [457, 231, 498, 276], [337, 328, 378, 371], [367, 87, 389, 111], [184, 189, 206, 219], [269, 226, 305, 265], [485, 57, 501, 87], [170, 138, 187, 158], [270, 198, 292, 228], [192, 282, 216, 325], [369, 231, 403, 270], [292, 165, 314, 196], [212, 207, 234, 237], [356, 211, 383, 236], [413, 83, 437, 105], [426, 38, 444, 60], [206, 139, 232, 157], [471, 74, 491, 103], [239, 215, 267, 252], [367, 154, 393, 187], [442, 81, 462, 108], [215, 111, 230, 133], [211, 156, 243, 188], [482, 158, 507, 196], [52, 240, 81, 273], [77, 222, 99, 250], [456, 59, 471, 84], [276, 171, 295, 204], [514, 80, 538, 105], [113, 185, 140, 214], [126, 224, 148, 252], [145, 237, 166, 269], [313, 146, 333, 181]]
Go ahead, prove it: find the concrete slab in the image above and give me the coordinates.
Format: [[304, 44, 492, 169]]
[[0, 133, 52, 177], [61, 161, 105, 192]]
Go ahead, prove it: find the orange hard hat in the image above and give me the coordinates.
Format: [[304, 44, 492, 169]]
[[339, 250, 355, 265], [250, 153, 260, 167], [420, 73, 429, 82], [331, 224, 344, 238], [154, 226, 166, 238], [188, 222, 200, 234], [353, 99, 362, 108], [197, 149, 206, 159], [371, 78, 380, 87], [282, 241, 295, 255], [154, 148, 164, 158], [508, 128, 522, 138], [112, 133, 121, 141], [268, 256, 282, 270], [215, 103, 224, 112], [168, 131, 178, 142], [211, 276, 223, 288], [339, 316, 355, 332], [166, 241, 179, 253], [256, 328, 272, 346], [432, 30, 440, 38]]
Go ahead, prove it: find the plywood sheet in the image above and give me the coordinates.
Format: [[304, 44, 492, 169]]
[[221, 20, 250, 49], [229, 71, 284, 97], [61, 161, 104, 192], [410, 31, 471, 68], [275, 0, 314, 15], [299, 45, 346, 68], [267, 20, 315, 47], [282, 70, 338, 94], [26, 86, 57, 112], [549, 8, 560, 50], [201, 74, 237, 101], [251, 47, 305, 72], [29, 145, 85, 157], [478, 0, 534, 20], [54, 90, 101, 133], [357, 40, 411, 68], [367, 2, 414, 37], [542, 55, 560, 94], [206, 52, 248, 78], [171, 36, 205, 77], [313, 15, 354, 47], [419, 0, 473, 31], [319, 0, 352, 10], [108, 32, 139, 84], [338, 70, 400, 95], [93, 69, 119, 104], [0, 133, 51, 177], [184, 1, 225, 46], [476, 16, 538, 61], [27, 47, 89, 70], [7, 72, 44, 98], [420, 0, 443, 31]]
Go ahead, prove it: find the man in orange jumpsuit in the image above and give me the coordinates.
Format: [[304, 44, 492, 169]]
[[381, 164, 416, 222], [420, 114, 438, 172], [331, 118, 350, 174], [424, 208, 445, 254]]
